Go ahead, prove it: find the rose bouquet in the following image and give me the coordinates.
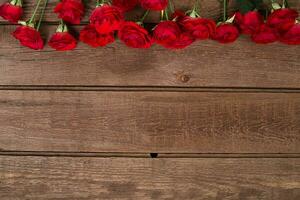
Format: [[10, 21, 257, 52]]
[[0, 0, 298, 51]]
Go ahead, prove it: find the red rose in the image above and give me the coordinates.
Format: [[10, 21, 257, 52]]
[[112, 0, 139, 12], [0, 1, 23, 23], [118, 21, 152, 48], [235, 11, 263, 35], [213, 23, 239, 44], [280, 24, 300, 45], [54, 0, 84, 24], [12, 26, 44, 50], [251, 24, 278, 44], [179, 17, 216, 40], [168, 32, 195, 49], [49, 32, 77, 51], [80, 24, 115, 47], [140, 0, 168, 11], [153, 21, 181, 48], [267, 8, 298, 33], [90, 5, 123, 34]]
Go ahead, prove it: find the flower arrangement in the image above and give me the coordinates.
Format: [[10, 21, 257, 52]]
[[0, 0, 299, 51]]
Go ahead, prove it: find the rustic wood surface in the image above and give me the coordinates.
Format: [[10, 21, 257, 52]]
[[0, 156, 299, 200], [1, 25, 300, 88], [0, 90, 299, 153], [0, 0, 300, 199]]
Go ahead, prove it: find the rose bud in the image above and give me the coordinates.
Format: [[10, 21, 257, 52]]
[[90, 5, 124, 34], [118, 21, 152, 48], [179, 17, 216, 40], [267, 8, 298, 33], [213, 23, 239, 44], [251, 24, 278, 44], [153, 21, 181, 48], [54, 0, 84, 24], [280, 24, 300, 45], [234, 11, 264, 35], [80, 24, 115, 48], [48, 23, 77, 51], [112, 0, 139, 12], [140, 0, 168, 11], [12, 25, 44, 50], [0, 0, 23, 23]]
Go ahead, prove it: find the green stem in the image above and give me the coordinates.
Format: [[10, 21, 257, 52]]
[[160, 10, 164, 21], [283, 0, 289, 8], [223, 0, 227, 22], [165, 8, 169, 20], [140, 10, 150, 23], [29, 0, 43, 24], [36, 0, 48, 30]]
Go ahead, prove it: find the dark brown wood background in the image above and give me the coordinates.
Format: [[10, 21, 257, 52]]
[[0, 0, 300, 199]]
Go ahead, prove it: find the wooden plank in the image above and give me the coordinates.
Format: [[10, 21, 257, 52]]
[[1, 25, 300, 88], [0, 90, 299, 153], [0, 156, 299, 199], [0, 0, 239, 23]]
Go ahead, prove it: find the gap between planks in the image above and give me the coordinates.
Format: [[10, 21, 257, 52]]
[[0, 86, 300, 93], [0, 151, 299, 158]]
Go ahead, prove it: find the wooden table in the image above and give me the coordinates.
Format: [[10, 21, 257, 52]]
[[0, 0, 299, 199]]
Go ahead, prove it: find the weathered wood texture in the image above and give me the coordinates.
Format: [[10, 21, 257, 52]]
[[0, 0, 239, 23], [0, 156, 299, 199], [0, 90, 299, 153], [1, 25, 300, 88]]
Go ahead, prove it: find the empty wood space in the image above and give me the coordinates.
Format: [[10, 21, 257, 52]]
[[0, 156, 299, 199], [0, 90, 299, 153], [0, 0, 300, 199]]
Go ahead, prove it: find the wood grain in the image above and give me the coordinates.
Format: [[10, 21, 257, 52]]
[[0, 156, 299, 199], [0, 0, 239, 23], [0, 90, 299, 153], [1, 25, 300, 88]]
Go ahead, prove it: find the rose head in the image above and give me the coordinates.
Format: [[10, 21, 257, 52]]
[[54, 0, 84, 24], [80, 24, 115, 47], [180, 17, 216, 40], [280, 24, 300, 45], [267, 8, 298, 33], [140, 0, 168, 11], [235, 11, 263, 35], [112, 0, 139, 12], [0, 2, 23, 23], [213, 23, 239, 44], [90, 5, 124, 34], [251, 24, 278, 44], [49, 32, 77, 51], [153, 21, 181, 48], [168, 32, 195, 49], [12, 26, 44, 50], [118, 21, 152, 48]]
